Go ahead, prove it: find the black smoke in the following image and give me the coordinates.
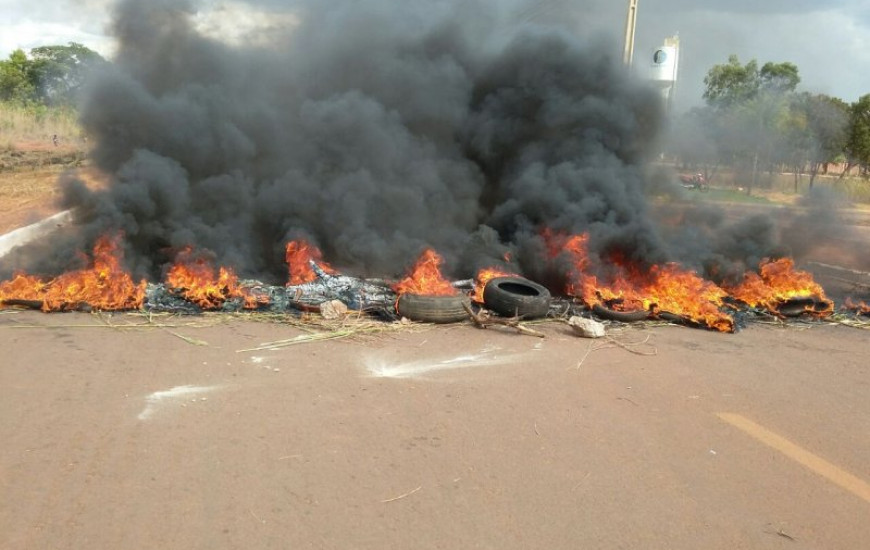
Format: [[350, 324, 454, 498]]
[[3, 0, 714, 285]]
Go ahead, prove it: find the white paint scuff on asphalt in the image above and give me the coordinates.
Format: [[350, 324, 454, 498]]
[[138, 385, 219, 420], [365, 346, 514, 379]]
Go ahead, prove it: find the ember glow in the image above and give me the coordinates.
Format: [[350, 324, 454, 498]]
[[472, 267, 519, 303], [285, 240, 336, 285], [166, 247, 259, 309], [550, 230, 733, 332], [0, 273, 46, 303], [0, 234, 146, 311], [580, 265, 732, 332], [0, 228, 846, 330], [728, 258, 833, 316], [843, 298, 870, 315], [393, 249, 458, 296]]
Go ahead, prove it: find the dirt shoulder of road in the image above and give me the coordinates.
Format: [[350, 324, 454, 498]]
[[0, 143, 107, 234]]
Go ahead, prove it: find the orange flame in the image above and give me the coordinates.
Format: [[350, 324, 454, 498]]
[[0, 273, 47, 303], [843, 298, 870, 315], [393, 248, 457, 296], [549, 230, 733, 331], [285, 240, 336, 285], [166, 247, 260, 309], [728, 258, 832, 316], [472, 267, 519, 303], [0, 234, 146, 311]]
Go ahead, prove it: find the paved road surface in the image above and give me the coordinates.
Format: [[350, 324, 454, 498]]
[[1, 312, 868, 549]]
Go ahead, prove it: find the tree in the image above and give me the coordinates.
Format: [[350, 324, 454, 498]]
[[788, 93, 849, 187], [0, 43, 105, 106], [703, 56, 801, 110], [844, 94, 870, 178], [702, 55, 760, 109], [759, 62, 800, 94], [0, 49, 37, 103], [29, 42, 106, 105], [702, 55, 802, 194]]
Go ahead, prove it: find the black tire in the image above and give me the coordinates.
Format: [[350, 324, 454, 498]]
[[657, 311, 686, 324], [395, 293, 470, 324], [656, 311, 707, 330], [482, 277, 551, 319], [592, 304, 650, 323], [777, 297, 831, 317], [0, 299, 44, 310]]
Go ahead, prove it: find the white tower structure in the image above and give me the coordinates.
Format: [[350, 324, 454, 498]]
[[649, 35, 680, 114]]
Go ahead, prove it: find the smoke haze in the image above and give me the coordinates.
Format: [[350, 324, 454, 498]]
[[6, 0, 829, 291], [2, 0, 678, 283]]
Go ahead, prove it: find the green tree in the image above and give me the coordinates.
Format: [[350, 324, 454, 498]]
[[759, 62, 800, 94], [702, 55, 802, 194], [845, 94, 870, 178], [788, 93, 849, 187], [29, 42, 105, 105], [0, 49, 38, 103], [702, 55, 759, 109], [703, 56, 801, 109]]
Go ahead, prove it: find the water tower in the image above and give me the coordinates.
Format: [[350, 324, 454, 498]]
[[649, 35, 680, 115]]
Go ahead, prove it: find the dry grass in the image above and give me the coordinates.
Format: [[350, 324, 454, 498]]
[[0, 102, 85, 149]]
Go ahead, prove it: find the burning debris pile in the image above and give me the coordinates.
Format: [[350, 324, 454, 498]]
[[0, 0, 864, 332], [0, 231, 848, 334], [0, 239, 399, 316]]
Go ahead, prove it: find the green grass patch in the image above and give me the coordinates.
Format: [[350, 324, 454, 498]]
[[691, 187, 774, 205]]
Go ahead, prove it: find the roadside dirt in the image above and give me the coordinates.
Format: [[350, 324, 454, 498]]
[[0, 141, 86, 171], [0, 143, 105, 234]]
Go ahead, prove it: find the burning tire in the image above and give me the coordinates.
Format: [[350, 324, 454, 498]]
[[396, 293, 471, 324], [591, 304, 650, 323], [482, 277, 551, 319], [777, 297, 833, 318]]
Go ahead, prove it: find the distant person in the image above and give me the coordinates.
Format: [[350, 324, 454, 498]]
[[52, 134, 59, 147]]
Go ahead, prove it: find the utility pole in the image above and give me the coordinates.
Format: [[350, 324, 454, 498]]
[[623, 0, 639, 67]]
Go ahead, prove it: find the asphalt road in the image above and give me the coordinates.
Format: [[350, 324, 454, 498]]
[[1, 312, 868, 549]]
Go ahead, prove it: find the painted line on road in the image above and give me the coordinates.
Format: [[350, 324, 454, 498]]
[[717, 412, 870, 505]]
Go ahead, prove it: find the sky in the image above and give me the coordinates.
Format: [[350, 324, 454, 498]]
[[1, 0, 868, 111]]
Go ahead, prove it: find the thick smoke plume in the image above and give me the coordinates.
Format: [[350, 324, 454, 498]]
[[2, 0, 787, 286]]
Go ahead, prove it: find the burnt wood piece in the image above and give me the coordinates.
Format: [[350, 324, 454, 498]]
[[286, 261, 396, 312], [463, 301, 546, 338]]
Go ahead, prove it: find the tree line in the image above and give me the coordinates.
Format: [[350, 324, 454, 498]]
[[3, 44, 868, 190], [668, 55, 870, 192], [0, 42, 105, 107]]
